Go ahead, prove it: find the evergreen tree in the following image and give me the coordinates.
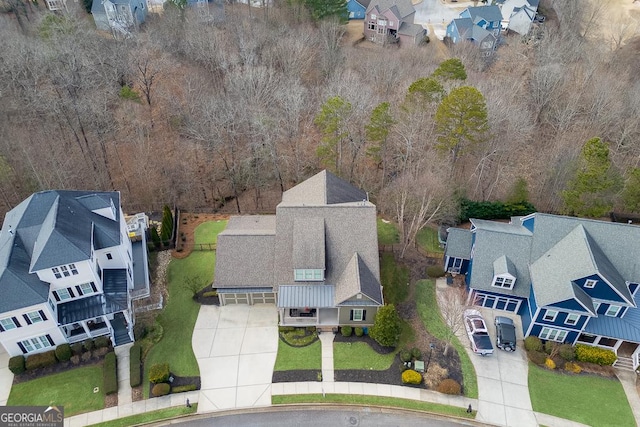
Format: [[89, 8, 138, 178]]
[[160, 205, 174, 242], [404, 77, 445, 108], [562, 137, 622, 218], [505, 177, 530, 204], [432, 58, 467, 82], [622, 168, 640, 213], [369, 304, 402, 348], [314, 96, 352, 174], [365, 102, 394, 168], [304, 0, 347, 22]]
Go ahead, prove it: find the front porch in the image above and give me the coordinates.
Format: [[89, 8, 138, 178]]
[[279, 307, 339, 327], [576, 333, 640, 370], [64, 316, 111, 344]]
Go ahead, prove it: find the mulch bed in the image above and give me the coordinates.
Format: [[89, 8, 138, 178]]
[[272, 370, 322, 383], [333, 331, 395, 353], [148, 373, 201, 397], [105, 394, 118, 408], [194, 285, 220, 305], [12, 347, 112, 385], [132, 385, 143, 402]]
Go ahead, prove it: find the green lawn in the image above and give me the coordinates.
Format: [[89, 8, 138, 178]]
[[334, 342, 396, 370], [380, 252, 409, 305], [378, 218, 400, 245], [415, 279, 478, 398], [274, 339, 322, 371], [416, 227, 444, 254], [528, 363, 634, 426], [272, 394, 475, 418], [194, 220, 225, 245], [143, 221, 227, 398], [8, 366, 105, 416], [88, 405, 197, 427]]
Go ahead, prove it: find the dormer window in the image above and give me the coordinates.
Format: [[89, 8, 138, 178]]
[[584, 279, 597, 288], [294, 269, 324, 282], [492, 275, 515, 289], [605, 305, 621, 317]]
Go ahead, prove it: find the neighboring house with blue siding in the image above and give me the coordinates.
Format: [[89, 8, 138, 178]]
[[92, 0, 148, 37], [446, 213, 640, 370], [459, 5, 502, 36], [348, 0, 370, 19], [446, 5, 502, 53]]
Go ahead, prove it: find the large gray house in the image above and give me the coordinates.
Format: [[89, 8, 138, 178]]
[[214, 170, 384, 329]]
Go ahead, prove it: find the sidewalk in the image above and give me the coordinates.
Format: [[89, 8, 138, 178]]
[[114, 344, 133, 405]]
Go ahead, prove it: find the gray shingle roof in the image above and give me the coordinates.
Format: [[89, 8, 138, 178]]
[[445, 228, 472, 259], [293, 217, 325, 269], [334, 253, 383, 305], [493, 255, 516, 277], [465, 5, 502, 23], [0, 190, 122, 313], [277, 284, 335, 308], [281, 170, 367, 206], [214, 216, 275, 289], [398, 22, 425, 37], [366, 0, 415, 20]]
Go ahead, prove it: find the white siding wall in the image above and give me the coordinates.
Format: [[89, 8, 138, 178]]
[[0, 303, 64, 357]]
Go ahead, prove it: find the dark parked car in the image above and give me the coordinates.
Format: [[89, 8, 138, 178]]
[[495, 316, 516, 352]]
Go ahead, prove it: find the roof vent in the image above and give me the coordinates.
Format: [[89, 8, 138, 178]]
[[8, 226, 13, 235]]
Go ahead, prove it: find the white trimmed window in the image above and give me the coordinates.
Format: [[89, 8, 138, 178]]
[[69, 263, 78, 275], [52, 267, 62, 279], [0, 317, 20, 331], [55, 288, 72, 301], [584, 279, 597, 288], [539, 327, 567, 342], [25, 311, 46, 324], [77, 283, 95, 296], [543, 309, 558, 322], [492, 276, 514, 289], [605, 305, 621, 317], [294, 269, 324, 282], [593, 302, 601, 312], [19, 335, 53, 353], [565, 313, 580, 326], [60, 265, 70, 277], [352, 309, 364, 322]]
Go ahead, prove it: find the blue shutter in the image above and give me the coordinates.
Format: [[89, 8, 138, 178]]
[[39, 310, 47, 321], [45, 335, 54, 346], [23, 314, 32, 325], [11, 317, 21, 327], [17, 342, 27, 354]]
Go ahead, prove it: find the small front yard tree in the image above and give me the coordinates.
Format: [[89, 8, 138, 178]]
[[369, 304, 402, 348], [438, 286, 468, 355]]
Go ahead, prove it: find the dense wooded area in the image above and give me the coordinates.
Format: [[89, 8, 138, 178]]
[[0, 0, 639, 230]]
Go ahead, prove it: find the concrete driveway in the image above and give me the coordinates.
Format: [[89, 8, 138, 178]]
[[468, 308, 537, 427], [192, 304, 278, 413]]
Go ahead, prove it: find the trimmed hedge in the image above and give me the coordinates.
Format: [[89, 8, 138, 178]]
[[401, 369, 422, 385], [575, 344, 617, 366], [103, 351, 118, 395], [9, 355, 25, 375], [149, 363, 170, 384], [83, 339, 95, 352], [341, 326, 352, 337], [558, 344, 576, 361], [25, 350, 57, 370], [172, 384, 197, 393], [410, 347, 422, 359], [459, 199, 536, 223], [152, 383, 170, 397], [354, 327, 364, 337], [55, 344, 72, 362], [130, 344, 142, 388], [528, 350, 547, 365], [94, 336, 111, 349], [400, 350, 412, 363], [71, 342, 84, 356], [437, 378, 461, 395]]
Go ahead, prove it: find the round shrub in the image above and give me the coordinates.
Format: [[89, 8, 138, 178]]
[[400, 350, 412, 363], [401, 369, 422, 385], [564, 362, 582, 374], [544, 340, 556, 355], [426, 266, 445, 278], [8, 356, 25, 375], [83, 339, 95, 352], [94, 336, 111, 349], [528, 350, 547, 365], [411, 347, 422, 359], [55, 344, 72, 362], [71, 342, 84, 356], [149, 363, 170, 384], [558, 344, 576, 361], [354, 327, 364, 337], [437, 378, 461, 395], [152, 383, 170, 397], [545, 358, 556, 370], [524, 336, 543, 352], [341, 326, 352, 337]]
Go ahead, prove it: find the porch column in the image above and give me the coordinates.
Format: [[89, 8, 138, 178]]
[[80, 321, 91, 336]]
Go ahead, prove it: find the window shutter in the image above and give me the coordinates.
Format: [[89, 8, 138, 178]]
[[350, 310, 353, 321], [39, 310, 47, 321], [23, 314, 32, 325], [17, 342, 27, 354], [90, 282, 97, 292], [76, 286, 82, 296], [53, 292, 60, 302], [68, 288, 75, 298], [46, 335, 54, 346], [362, 310, 366, 321], [0, 324, 4, 332], [12, 317, 21, 328]]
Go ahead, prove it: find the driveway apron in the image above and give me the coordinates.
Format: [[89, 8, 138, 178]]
[[192, 304, 278, 413]]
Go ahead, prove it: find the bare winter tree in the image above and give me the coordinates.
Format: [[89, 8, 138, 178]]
[[437, 285, 469, 356]]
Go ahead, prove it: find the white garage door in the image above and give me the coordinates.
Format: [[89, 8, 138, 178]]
[[250, 292, 276, 304], [222, 293, 249, 305], [474, 292, 521, 313]]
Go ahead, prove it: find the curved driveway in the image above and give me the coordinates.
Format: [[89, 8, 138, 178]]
[[191, 304, 278, 413]]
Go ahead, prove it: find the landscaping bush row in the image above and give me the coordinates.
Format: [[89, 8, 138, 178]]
[[458, 199, 536, 223], [279, 326, 318, 347], [103, 352, 118, 395], [130, 344, 142, 388], [525, 337, 617, 372], [8, 338, 113, 375], [575, 344, 617, 366]]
